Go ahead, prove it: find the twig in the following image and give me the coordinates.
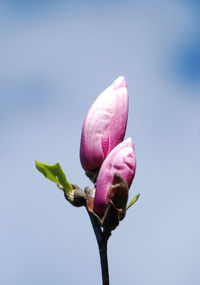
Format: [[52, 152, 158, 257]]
[[88, 211, 111, 285]]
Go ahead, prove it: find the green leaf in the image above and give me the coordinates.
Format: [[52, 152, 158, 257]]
[[127, 194, 140, 210], [35, 161, 73, 195]]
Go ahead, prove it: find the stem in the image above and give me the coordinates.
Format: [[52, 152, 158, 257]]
[[88, 211, 111, 285], [98, 236, 109, 285]]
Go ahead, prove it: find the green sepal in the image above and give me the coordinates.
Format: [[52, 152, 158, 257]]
[[35, 161, 73, 195], [127, 194, 140, 210]]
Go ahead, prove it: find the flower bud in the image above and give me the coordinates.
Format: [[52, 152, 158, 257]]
[[80, 76, 128, 171], [94, 138, 136, 216]]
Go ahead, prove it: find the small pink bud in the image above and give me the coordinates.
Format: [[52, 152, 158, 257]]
[[80, 76, 129, 171], [94, 138, 136, 216]]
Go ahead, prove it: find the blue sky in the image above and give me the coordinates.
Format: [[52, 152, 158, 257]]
[[0, 1, 200, 285]]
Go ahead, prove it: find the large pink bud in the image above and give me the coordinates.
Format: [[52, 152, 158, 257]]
[[80, 76, 128, 171], [94, 138, 136, 216]]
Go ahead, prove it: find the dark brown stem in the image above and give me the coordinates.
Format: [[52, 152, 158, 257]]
[[88, 211, 111, 285], [98, 234, 109, 285]]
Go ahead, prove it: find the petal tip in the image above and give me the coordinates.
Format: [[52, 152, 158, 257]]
[[124, 137, 133, 146], [112, 76, 127, 90]]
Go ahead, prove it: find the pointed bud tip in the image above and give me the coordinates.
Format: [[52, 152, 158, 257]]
[[124, 137, 134, 147], [112, 76, 127, 90]]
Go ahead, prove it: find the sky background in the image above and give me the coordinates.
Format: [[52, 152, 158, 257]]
[[0, 0, 200, 284]]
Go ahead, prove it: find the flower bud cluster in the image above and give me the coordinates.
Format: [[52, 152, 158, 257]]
[[80, 76, 136, 218]]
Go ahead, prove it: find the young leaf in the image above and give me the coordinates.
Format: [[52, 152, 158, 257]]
[[35, 161, 73, 195], [127, 194, 140, 210]]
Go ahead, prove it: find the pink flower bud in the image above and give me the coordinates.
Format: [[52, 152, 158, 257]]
[[94, 138, 136, 216], [80, 76, 128, 171]]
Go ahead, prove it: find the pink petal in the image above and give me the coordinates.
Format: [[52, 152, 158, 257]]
[[80, 76, 128, 171], [94, 138, 136, 215]]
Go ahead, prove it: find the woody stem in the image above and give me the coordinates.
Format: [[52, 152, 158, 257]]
[[88, 211, 111, 285]]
